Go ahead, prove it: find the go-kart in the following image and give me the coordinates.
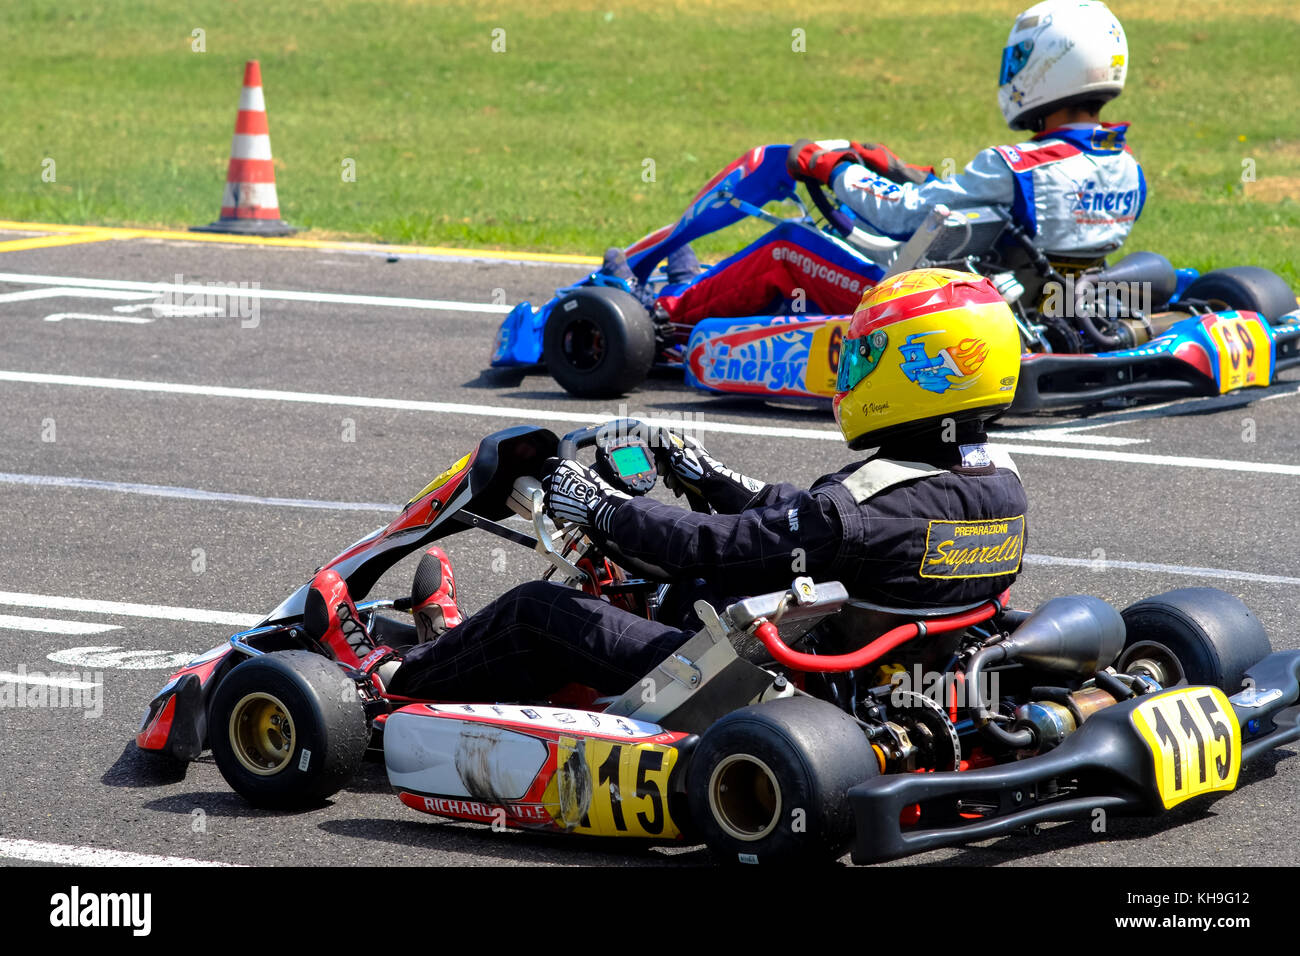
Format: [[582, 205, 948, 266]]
[[489, 144, 1300, 411], [137, 420, 1300, 864]]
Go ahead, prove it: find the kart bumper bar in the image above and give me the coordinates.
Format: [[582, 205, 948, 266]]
[[848, 649, 1300, 864], [1010, 353, 1209, 412]]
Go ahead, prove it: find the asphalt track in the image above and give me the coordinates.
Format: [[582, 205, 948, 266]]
[[1, 223, 1297, 869]]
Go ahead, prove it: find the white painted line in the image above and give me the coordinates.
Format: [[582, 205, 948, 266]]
[[995, 441, 1300, 476], [0, 272, 513, 315], [113, 302, 224, 317], [0, 472, 395, 514], [987, 427, 1146, 446], [0, 369, 841, 440], [47, 646, 195, 670], [0, 837, 240, 868], [0, 670, 100, 690], [0, 614, 122, 635], [1024, 553, 1300, 586], [0, 591, 261, 627], [44, 312, 153, 325], [0, 286, 154, 304], [3, 369, 1297, 474]]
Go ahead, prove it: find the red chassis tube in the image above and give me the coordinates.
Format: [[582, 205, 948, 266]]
[[752, 593, 1006, 674]]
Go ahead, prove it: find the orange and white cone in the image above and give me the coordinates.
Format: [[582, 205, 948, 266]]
[[192, 60, 297, 236]]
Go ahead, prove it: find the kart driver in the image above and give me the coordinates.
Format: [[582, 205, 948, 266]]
[[300, 269, 1031, 702], [611, 0, 1145, 329]]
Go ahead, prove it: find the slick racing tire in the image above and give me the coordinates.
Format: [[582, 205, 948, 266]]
[[1118, 588, 1272, 693], [210, 651, 369, 809], [687, 696, 877, 865], [1181, 267, 1298, 322], [544, 286, 656, 398]]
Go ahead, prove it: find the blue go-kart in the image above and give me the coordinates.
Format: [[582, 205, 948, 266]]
[[490, 144, 1300, 411]]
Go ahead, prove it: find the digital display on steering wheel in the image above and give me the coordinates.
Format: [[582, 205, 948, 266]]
[[594, 435, 657, 495], [610, 444, 651, 478]]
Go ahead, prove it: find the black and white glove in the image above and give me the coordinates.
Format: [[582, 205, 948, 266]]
[[541, 458, 630, 534], [651, 430, 766, 513]]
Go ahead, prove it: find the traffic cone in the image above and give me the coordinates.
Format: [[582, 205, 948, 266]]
[[192, 60, 298, 236]]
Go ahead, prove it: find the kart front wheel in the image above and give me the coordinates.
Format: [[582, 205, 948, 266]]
[[1181, 267, 1298, 322], [1118, 588, 1272, 693], [209, 651, 369, 809], [686, 696, 878, 866], [544, 286, 656, 398]]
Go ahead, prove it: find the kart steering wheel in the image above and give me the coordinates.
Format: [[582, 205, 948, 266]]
[[801, 177, 857, 241], [558, 419, 712, 514]]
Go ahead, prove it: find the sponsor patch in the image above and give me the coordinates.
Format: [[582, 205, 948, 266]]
[[959, 443, 993, 469], [920, 515, 1025, 579]]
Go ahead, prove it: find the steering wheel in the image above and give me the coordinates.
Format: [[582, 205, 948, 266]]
[[558, 419, 712, 514], [801, 176, 858, 241]]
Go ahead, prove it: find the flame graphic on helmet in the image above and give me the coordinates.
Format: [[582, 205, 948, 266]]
[[951, 338, 989, 376]]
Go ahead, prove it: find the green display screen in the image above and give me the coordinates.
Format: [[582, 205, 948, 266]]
[[610, 444, 651, 476]]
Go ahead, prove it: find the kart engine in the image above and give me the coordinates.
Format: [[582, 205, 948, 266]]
[[868, 596, 1154, 768]]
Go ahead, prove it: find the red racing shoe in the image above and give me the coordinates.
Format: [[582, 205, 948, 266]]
[[411, 546, 462, 643], [304, 568, 375, 668]]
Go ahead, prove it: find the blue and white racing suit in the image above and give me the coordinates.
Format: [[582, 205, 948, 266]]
[[658, 124, 1145, 327], [833, 122, 1146, 256]]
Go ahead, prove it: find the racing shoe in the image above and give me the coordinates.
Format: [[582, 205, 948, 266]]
[[599, 247, 658, 313], [666, 244, 701, 285], [411, 546, 463, 643], [304, 569, 375, 668], [599, 247, 636, 284]]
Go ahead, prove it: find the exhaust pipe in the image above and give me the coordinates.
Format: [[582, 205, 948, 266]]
[[967, 596, 1127, 749]]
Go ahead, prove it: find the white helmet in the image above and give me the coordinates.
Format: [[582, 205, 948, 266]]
[[998, 0, 1128, 131]]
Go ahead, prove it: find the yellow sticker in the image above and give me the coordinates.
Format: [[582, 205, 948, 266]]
[[808, 320, 850, 397], [919, 515, 1025, 579], [406, 452, 473, 508], [1207, 315, 1272, 393], [543, 736, 680, 838], [1130, 687, 1241, 810]]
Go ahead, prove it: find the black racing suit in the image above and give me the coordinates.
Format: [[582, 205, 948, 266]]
[[388, 434, 1028, 702]]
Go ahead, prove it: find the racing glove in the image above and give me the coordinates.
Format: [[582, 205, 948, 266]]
[[651, 430, 767, 514], [788, 138, 863, 185], [788, 138, 935, 186], [850, 142, 936, 186], [541, 458, 630, 534]]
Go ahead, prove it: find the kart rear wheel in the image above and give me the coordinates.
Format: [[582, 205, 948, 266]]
[[1181, 267, 1298, 322], [210, 651, 369, 809], [1118, 588, 1272, 693], [686, 696, 877, 865], [544, 286, 656, 398]]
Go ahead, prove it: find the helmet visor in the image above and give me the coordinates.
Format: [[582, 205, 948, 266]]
[[999, 40, 1034, 86], [836, 330, 890, 393]]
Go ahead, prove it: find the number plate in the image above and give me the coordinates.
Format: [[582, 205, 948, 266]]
[[544, 737, 680, 838], [1130, 687, 1241, 810], [807, 320, 849, 397], [1206, 315, 1272, 393]]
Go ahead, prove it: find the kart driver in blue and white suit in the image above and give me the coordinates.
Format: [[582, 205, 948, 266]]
[[654, 0, 1147, 327]]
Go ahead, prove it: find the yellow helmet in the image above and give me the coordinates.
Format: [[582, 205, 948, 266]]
[[833, 268, 1021, 449]]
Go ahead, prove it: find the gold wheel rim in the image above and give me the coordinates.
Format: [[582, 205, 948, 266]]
[[229, 692, 296, 776], [708, 754, 782, 842]]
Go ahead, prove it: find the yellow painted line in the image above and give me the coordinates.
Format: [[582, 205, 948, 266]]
[[0, 230, 139, 254], [0, 220, 601, 266]]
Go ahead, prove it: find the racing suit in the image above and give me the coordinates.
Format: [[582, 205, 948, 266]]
[[659, 124, 1145, 327], [387, 433, 1028, 702]]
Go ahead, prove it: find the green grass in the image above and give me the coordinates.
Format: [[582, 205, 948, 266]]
[[3, 0, 1298, 283]]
